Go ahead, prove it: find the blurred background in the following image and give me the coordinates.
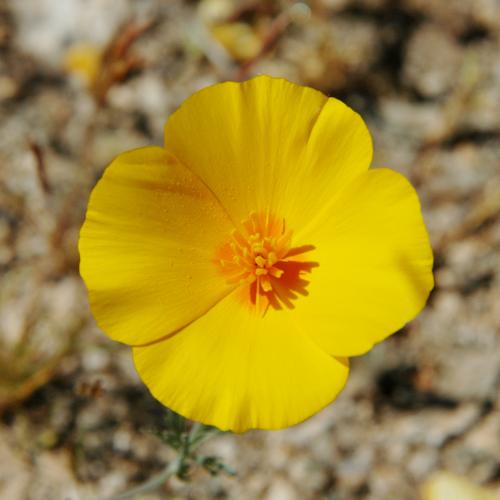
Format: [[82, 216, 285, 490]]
[[0, 0, 499, 499]]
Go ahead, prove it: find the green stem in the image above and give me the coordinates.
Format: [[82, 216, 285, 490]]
[[105, 422, 223, 499], [106, 458, 180, 500]]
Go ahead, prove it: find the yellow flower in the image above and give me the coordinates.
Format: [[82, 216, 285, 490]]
[[64, 43, 102, 87], [79, 76, 433, 432], [211, 22, 262, 61]]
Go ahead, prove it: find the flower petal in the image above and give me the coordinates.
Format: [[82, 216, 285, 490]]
[[294, 168, 434, 356], [164, 75, 372, 231], [133, 291, 349, 432], [79, 146, 235, 345]]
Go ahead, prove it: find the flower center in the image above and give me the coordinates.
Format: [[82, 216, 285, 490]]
[[216, 212, 318, 311]]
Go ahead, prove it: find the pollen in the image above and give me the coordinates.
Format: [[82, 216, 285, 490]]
[[216, 212, 318, 310]]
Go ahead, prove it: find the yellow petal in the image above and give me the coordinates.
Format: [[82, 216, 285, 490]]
[[294, 168, 434, 356], [211, 22, 262, 61], [421, 471, 499, 500], [79, 146, 235, 345], [133, 290, 349, 432], [64, 43, 102, 86], [164, 75, 372, 232]]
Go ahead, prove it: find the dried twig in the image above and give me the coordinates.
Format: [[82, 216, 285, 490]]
[[235, 9, 292, 80], [27, 139, 51, 195], [234, 2, 310, 80], [92, 18, 155, 106], [0, 318, 83, 415]]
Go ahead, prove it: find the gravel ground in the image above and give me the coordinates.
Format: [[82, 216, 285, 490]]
[[0, 0, 499, 499]]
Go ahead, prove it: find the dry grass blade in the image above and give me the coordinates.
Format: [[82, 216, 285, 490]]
[[92, 18, 155, 106]]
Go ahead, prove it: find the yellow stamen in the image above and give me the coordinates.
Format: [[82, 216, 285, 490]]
[[255, 255, 266, 267]]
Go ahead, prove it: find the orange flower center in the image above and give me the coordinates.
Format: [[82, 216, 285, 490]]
[[216, 212, 318, 311]]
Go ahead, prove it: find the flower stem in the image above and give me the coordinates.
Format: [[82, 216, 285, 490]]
[[106, 421, 225, 499], [106, 458, 180, 500]]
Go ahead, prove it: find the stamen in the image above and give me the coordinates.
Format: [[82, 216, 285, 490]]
[[255, 256, 266, 267], [260, 277, 273, 293], [269, 268, 284, 278], [215, 212, 318, 310], [267, 252, 278, 266]]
